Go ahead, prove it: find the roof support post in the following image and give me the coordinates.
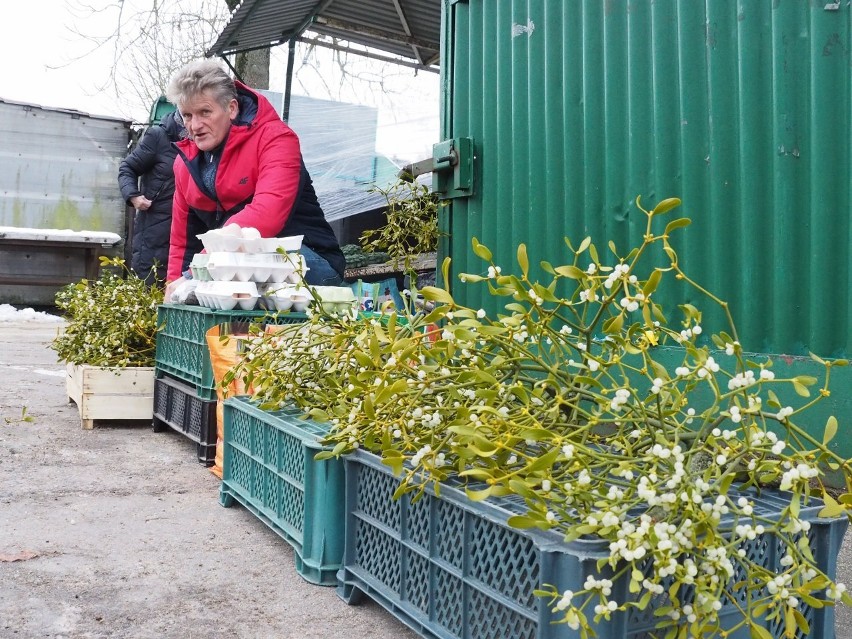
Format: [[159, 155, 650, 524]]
[[283, 38, 297, 122], [219, 55, 246, 84]]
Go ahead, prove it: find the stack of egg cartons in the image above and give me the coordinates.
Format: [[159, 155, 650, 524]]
[[192, 224, 308, 311], [263, 283, 359, 315]]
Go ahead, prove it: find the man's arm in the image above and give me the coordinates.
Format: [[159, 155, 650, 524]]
[[226, 126, 303, 236], [167, 173, 191, 282]]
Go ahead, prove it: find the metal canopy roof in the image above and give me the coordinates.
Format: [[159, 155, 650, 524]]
[[208, 0, 441, 70]]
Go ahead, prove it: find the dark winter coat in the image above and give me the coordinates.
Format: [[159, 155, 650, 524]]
[[118, 111, 185, 284], [167, 82, 344, 281]]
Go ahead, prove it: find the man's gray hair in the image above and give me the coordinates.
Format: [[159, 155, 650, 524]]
[[166, 59, 237, 110]]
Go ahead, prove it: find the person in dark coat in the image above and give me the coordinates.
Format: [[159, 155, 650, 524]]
[[118, 107, 186, 285]]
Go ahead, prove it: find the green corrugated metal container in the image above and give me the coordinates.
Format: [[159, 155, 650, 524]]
[[437, 0, 852, 462]]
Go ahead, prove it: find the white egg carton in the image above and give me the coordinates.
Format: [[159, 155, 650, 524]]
[[262, 285, 311, 312], [197, 229, 243, 253], [195, 281, 260, 311], [286, 253, 309, 283], [258, 236, 305, 254], [260, 284, 357, 314], [197, 227, 304, 254], [261, 284, 296, 311], [188, 253, 212, 281], [205, 251, 306, 284], [311, 286, 358, 314]]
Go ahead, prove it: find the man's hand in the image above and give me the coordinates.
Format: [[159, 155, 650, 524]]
[[131, 195, 152, 210]]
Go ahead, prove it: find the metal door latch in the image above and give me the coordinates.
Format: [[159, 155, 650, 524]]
[[398, 137, 474, 199]]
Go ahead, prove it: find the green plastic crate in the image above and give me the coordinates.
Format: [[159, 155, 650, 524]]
[[338, 450, 848, 639], [220, 397, 345, 586], [154, 304, 307, 401]]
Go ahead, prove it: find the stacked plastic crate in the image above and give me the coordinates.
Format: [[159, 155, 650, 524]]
[[153, 229, 309, 465], [153, 304, 309, 464]]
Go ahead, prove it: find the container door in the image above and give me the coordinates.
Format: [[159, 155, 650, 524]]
[[439, 0, 852, 360]]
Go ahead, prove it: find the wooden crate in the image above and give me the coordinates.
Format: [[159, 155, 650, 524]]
[[66, 363, 155, 429]]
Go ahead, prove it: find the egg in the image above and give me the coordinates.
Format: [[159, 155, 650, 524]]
[[241, 227, 261, 240], [221, 223, 242, 237]]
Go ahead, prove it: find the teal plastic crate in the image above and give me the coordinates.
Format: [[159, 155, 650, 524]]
[[154, 304, 307, 401], [220, 397, 345, 586], [338, 450, 847, 639]]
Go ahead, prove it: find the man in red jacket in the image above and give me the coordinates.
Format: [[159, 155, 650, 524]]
[[164, 58, 344, 293]]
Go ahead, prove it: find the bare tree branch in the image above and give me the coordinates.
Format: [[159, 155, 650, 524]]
[[294, 34, 416, 110], [65, 0, 231, 119], [64, 0, 421, 123]]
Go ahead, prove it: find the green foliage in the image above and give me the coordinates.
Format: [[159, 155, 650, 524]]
[[340, 243, 391, 269], [4, 406, 34, 425], [51, 257, 163, 367], [360, 177, 444, 270], [230, 197, 852, 638]]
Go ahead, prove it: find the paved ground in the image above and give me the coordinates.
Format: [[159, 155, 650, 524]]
[[0, 320, 419, 639], [1, 318, 850, 639]]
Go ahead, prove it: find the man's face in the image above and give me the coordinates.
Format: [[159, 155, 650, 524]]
[[180, 90, 237, 152]]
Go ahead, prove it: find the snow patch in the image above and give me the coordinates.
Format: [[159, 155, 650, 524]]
[[0, 304, 64, 323], [0, 364, 65, 377], [0, 226, 120, 245], [35, 368, 66, 378]]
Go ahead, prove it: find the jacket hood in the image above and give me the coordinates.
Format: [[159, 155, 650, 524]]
[[233, 81, 279, 127], [158, 110, 186, 143]]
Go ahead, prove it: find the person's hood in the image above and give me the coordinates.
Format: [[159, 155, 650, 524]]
[[232, 80, 278, 128], [158, 110, 186, 143]]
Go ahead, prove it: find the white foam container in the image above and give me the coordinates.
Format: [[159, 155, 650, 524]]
[[263, 284, 298, 311], [260, 235, 304, 253], [287, 287, 311, 313], [310, 285, 358, 314], [195, 281, 259, 310], [198, 230, 243, 253]]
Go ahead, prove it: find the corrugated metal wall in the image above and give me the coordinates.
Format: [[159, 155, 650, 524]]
[[0, 100, 131, 236], [440, 0, 852, 358]]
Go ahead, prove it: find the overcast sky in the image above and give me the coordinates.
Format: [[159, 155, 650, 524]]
[[0, 1, 440, 162], [0, 1, 120, 117]]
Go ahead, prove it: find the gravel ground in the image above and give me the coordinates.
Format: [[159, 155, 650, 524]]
[[0, 320, 419, 639], [1, 319, 850, 639]]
